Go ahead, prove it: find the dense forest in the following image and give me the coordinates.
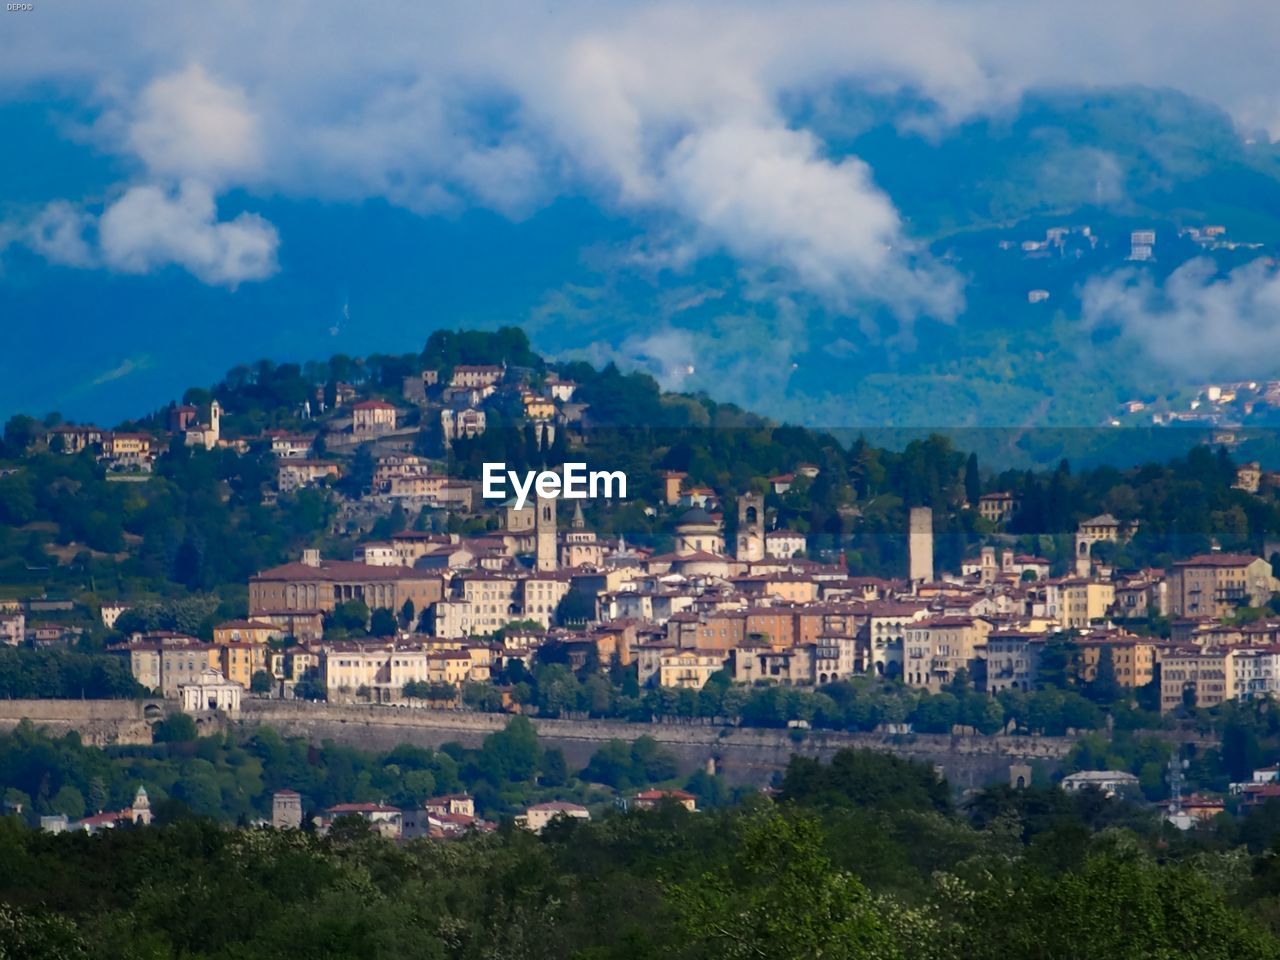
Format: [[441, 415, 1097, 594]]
[[4, 744, 1280, 958]]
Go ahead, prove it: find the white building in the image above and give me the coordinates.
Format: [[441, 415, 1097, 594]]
[[100, 603, 132, 630], [324, 803, 402, 838], [178, 668, 243, 715], [0, 613, 24, 646], [764, 529, 807, 559], [521, 801, 590, 833], [1128, 230, 1155, 262], [1060, 770, 1139, 797]]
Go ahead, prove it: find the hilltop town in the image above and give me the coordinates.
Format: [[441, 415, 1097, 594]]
[[8, 330, 1280, 833]]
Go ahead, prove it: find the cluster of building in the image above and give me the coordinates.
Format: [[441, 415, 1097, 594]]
[[37, 361, 1280, 722], [81, 457, 1280, 718], [27, 361, 555, 491], [38, 786, 152, 835], [31, 783, 697, 841], [1116, 381, 1280, 432], [272, 787, 694, 839]]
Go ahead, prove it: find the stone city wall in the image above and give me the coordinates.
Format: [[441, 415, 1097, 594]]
[[0, 698, 1083, 787]]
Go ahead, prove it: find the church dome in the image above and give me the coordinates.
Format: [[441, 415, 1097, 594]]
[[677, 507, 718, 527]]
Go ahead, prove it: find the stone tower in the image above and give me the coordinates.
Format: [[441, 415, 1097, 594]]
[[130, 785, 152, 826], [1074, 533, 1091, 577], [908, 507, 934, 584], [207, 399, 221, 445], [535, 493, 558, 572], [736, 492, 764, 562], [272, 789, 303, 829]]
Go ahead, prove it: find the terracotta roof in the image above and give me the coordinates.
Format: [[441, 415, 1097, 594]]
[[327, 802, 401, 814], [527, 801, 588, 812], [1174, 553, 1265, 567], [253, 560, 441, 582]]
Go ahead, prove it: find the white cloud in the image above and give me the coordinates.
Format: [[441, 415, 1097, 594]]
[[1082, 258, 1280, 376], [8, 181, 279, 287], [662, 122, 959, 317], [97, 181, 278, 287], [126, 64, 261, 184], [4, 0, 1280, 302], [617, 327, 700, 391], [28, 201, 97, 268]]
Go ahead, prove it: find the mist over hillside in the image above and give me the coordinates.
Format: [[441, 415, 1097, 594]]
[[3, 85, 1280, 431]]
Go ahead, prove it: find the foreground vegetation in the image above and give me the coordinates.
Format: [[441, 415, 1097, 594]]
[[4, 745, 1280, 958]]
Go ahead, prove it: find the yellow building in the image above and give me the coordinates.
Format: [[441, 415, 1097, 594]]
[[902, 616, 993, 692], [1078, 634, 1157, 688], [1157, 645, 1234, 713], [732, 574, 819, 604], [1167, 554, 1275, 619], [351, 399, 398, 435], [213, 619, 283, 646], [659, 471, 687, 506], [977, 492, 1018, 525], [1235, 462, 1262, 494], [426, 650, 477, 686], [658, 649, 731, 689], [522, 396, 556, 420], [218, 641, 267, 689], [1057, 579, 1115, 629], [102, 432, 153, 462]]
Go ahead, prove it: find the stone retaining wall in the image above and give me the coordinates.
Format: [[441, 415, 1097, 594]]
[[0, 699, 1082, 787]]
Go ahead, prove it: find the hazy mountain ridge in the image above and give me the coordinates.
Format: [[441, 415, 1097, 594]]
[[3, 85, 1279, 429]]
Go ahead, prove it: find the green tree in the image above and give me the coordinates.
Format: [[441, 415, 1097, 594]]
[[541, 747, 569, 787], [250, 671, 275, 695], [964, 452, 981, 507], [369, 607, 398, 637], [153, 712, 198, 743], [478, 717, 542, 783], [671, 808, 900, 960], [328, 600, 370, 634], [49, 785, 86, 820]]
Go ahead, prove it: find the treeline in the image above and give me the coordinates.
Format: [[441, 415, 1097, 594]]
[[4, 747, 1280, 958], [0, 649, 143, 700], [501, 643, 1146, 738]]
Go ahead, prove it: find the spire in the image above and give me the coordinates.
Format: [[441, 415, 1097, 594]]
[[572, 500, 585, 529]]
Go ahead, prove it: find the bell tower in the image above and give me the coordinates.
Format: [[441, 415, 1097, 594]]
[[736, 492, 764, 562], [1074, 533, 1091, 577], [207, 399, 222, 445], [535, 493, 557, 572]]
